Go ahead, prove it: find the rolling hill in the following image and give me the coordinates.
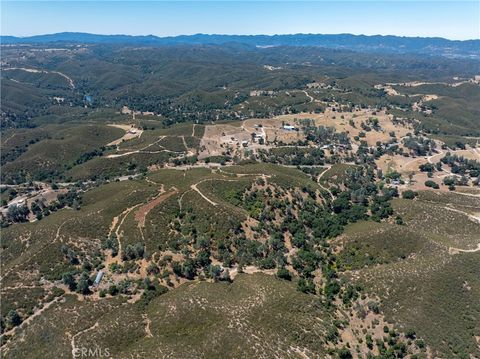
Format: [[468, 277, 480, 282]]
[[2, 32, 480, 58]]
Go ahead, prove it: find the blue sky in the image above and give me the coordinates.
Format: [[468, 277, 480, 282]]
[[2, 1, 479, 40]]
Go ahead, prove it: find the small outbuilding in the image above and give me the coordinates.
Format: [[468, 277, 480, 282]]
[[94, 271, 104, 286]]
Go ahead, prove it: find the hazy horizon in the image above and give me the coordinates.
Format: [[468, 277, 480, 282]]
[[3, 31, 479, 42], [2, 1, 479, 41]]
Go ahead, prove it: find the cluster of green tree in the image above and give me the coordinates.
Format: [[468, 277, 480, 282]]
[[0, 111, 29, 130], [1, 204, 30, 226], [452, 141, 467, 150], [418, 163, 436, 172], [122, 242, 145, 261], [62, 272, 92, 294], [2, 167, 64, 185], [0, 188, 82, 227], [363, 117, 381, 131], [237, 165, 396, 308], [257, 147, 328, 166], [57, 189, 82, 208], [170, 240, 232, 283], [135, 278, 169, 308], [30, 199, 51, 220], [204, 155, 231, 165], [424, 180, 440, 189], [372, 327, 412, 357], [118, 94, 244, 126], [0, 187, 18, 207], [97, 277, 168, 307], [402, 136, 436, 156], [0, 287, 66, 335], [102, 279, 134, 297], [171, 155, 198, 166], [325, 316, 424, 359], [60, 244, 80, 265], [0, 309, 22, 333], [74, 147, 105, 165], [102, 235, 119, 257], [0, 137, 42, 166], [355, 140, 390, 165], [440, 153, 480, 178], [166, 205, 241, 270], [442, 176, 469, 191], [302, 123, 351, 147], [342, 167, 397, 221], [60, 250, 113, 296], [223, 188, 244, 207], [402, 190, 418, 199], [370, 190, 396, 221], [383, 170, 402, 182]]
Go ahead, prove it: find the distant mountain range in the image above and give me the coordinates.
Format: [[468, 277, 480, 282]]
[[2, 32, 479, 58]]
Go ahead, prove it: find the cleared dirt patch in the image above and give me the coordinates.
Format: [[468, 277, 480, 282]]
[[106, 124, 143, 146], [135, 187, 178, 228]]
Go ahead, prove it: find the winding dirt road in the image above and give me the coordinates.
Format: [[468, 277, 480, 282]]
[[449, 243, 480, 255], [3, 67, 75, 89]]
